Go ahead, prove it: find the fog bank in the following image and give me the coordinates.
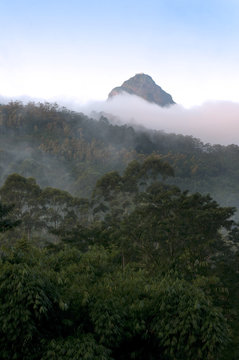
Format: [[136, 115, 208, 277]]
[[78, 94, 239, 146], [1, 93, 239, 146]]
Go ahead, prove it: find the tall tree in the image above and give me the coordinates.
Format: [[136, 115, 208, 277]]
[[0, 202, 20, 232]]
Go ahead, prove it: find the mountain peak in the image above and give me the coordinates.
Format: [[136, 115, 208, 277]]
[[108, 73, 175, 107]]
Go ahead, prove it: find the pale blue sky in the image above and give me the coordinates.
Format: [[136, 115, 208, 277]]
[[1, 0, 239, 106]]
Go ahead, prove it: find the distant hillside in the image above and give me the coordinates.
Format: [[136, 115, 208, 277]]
[[0, 101, 239, 213], [108, 73, 175, 107]]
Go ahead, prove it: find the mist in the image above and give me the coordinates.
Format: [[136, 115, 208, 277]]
[[1, 92, 239, 146], [74, 94, 239, 146]]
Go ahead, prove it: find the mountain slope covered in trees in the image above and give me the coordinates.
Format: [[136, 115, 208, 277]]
[[1, 101, 239, 213]]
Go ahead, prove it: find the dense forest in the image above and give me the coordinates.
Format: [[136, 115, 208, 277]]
[[1, 101, 239, 359], [1, 101, 239, 211], [0, 155, 239, 359]]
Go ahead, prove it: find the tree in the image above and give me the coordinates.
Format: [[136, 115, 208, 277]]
[[41, 334, 112, 360], [102, 181, 235, 272], [0, 201, 21, 232], [92, 155, 175, 222], [149, 277, 229, 360], [0, 174, 42, 238], [0, 243, 62, 359], [0, 239, 232, 360]]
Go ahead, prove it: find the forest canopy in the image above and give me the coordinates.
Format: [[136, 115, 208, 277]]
[[1, 101, 239, 212], [0, 155, 239, 359]]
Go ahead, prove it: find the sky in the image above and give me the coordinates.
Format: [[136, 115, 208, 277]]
[[1, 0, 239, 107]]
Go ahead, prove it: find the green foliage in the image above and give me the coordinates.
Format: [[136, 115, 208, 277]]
[[0, 201, 21, 232], [1, 100, 239, 209], [94, 171, 122, 199], [150, 278, 229, 360], [41, 334, 112, 360], [141, 154, 175, 180], [0, 240, 233, 360], [0, 246, 61, 359], [92, 156, 175, 222], [0, 173, 89, 242], [101, 180, 235, 272], [0, 153, 238, 359]]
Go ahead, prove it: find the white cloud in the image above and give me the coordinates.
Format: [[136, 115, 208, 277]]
[[1, 92, 239, 146], [76, 94, 239, 146]]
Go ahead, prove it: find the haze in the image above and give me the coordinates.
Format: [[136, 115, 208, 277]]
[[1, 0, 239, 107], [1, 1, 239, 145], [65, 95, 238, 146]]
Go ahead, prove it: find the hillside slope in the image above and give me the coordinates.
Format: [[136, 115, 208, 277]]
[[0, 101, 239, 212]]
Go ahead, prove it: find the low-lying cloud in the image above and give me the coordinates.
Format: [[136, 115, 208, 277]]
[[79, 94, 239, 146], [2, 92, 239, 146]]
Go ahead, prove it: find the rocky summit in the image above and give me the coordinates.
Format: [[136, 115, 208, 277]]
[[108, 73, 175, 107]]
